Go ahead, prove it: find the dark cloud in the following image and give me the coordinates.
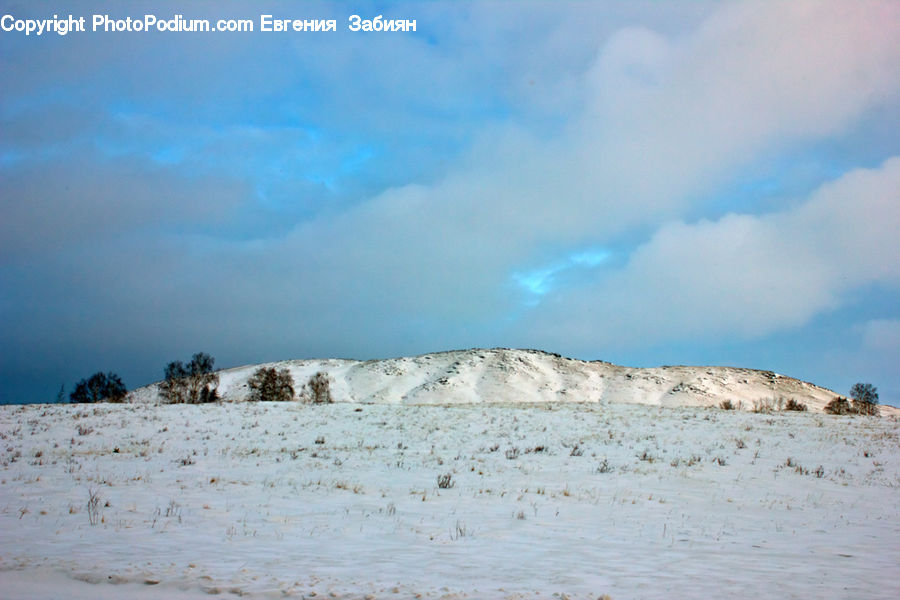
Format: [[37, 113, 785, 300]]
[[0, 153, 249, 258]]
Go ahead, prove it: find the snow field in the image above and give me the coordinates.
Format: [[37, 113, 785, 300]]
[[0, 401, 898, 599]]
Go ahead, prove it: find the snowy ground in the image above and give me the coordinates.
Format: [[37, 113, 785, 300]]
[[1, 401, 898, 599]]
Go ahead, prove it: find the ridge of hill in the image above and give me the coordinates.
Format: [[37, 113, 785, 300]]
[[129, 348, 876, 414]]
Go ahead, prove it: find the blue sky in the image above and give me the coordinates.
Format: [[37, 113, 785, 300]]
[[1, 0, 898, 405]]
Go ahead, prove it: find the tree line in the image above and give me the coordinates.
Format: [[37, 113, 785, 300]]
[[64, 361, 879, 412], [65, 352, 332, 404]]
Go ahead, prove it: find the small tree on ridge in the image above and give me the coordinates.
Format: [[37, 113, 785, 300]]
[[160, 352, 219, 403], [850, 382, 879, 416], [247, 366, 295, 402], [70, 372, 127, 403], [302, 371, 333, 404]]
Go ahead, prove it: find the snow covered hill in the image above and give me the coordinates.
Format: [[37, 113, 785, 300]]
[[130, 348, 863, 413], [3, 349, 898, 598]]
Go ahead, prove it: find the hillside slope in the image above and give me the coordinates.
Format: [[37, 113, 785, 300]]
[[129, 348, 865, 413]]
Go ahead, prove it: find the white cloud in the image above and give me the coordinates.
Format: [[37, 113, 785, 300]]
[[256, 0, 900, 325], [34, 0, 895, 347], [522, 157, 900, 349], [575, 0, 900, 220], [360, 0, 900, 257]]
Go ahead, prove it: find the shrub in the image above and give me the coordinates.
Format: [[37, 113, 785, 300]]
[[784, 398, 807, 412], [850, 382, 879, 416], [159, 362, 188, 403], [301, 371, 333, 404], [751, 398, 774, 414], [70, 372, 127, 403], [854, 399, 880, 416], [160, 352, 219, 404], [719, 400, 736, 410], [824, 396, 853, 415], [247, 367, 295, 402], [437, 473, 454, 489]]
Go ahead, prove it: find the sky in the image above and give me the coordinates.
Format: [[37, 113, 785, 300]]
[[1, 0, 898, 406]]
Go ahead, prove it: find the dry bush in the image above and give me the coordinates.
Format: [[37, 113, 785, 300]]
[[824, 396, 854, 415], [87, 488, 101, 526], [248, 367, 295, 402], [752, 398, 781, 413], [301, 372, 333, 404], [853, 400, 880, 416], [449, 520, 468, 540], [638, 450, 655, 463], [784, 398, 807, 412]]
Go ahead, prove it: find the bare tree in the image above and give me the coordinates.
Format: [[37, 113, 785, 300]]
[[185, 352, 218, 403], [302, 371, 333, 404], [824, 396, 853, 415], [159, 361, 188, 403], [160, 352, 219, 403], [70, 372, 127, 403], [247, 367, 295, 402], [850, 382, 879, 416]]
